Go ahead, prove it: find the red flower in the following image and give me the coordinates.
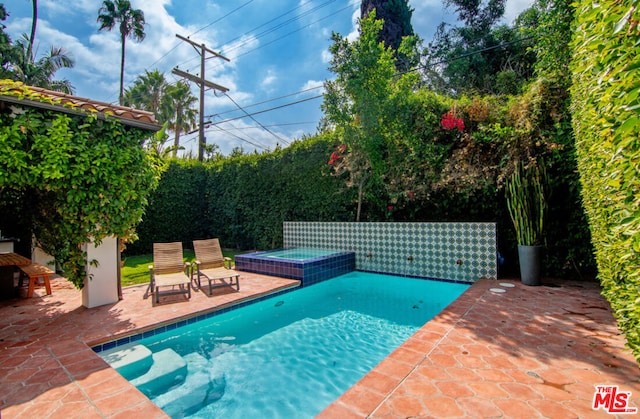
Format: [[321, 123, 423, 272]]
[[441, 111, 464, 132], [407, 191, 415, 199], [387, 205, 394, 211], [328, 144, 347, 166]]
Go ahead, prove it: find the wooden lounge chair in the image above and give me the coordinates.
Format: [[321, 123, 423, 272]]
[[149, 242, 191, 303], [192, 238, 240, 295]]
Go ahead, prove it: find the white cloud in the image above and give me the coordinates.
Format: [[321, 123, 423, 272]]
[[321, 48, 332, 64], [503, 0, 535, 25], [346, 8, 360, 42], [40, 0, 97, 16], [203, 117, 287, 156], [9, 0, 486, 156], [260, 69, 278, 91], [300, 80, 325, 94]]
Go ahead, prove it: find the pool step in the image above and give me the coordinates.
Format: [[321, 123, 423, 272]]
[[154, 352, 226, 417], [130, 348, 188, 397], [101, 344, 153, 380]]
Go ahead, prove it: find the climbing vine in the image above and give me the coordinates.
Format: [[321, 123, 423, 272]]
[[0, 80, 162, 288]]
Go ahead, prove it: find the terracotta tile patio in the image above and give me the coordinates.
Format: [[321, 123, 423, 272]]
[[1, 274, 638, 418]]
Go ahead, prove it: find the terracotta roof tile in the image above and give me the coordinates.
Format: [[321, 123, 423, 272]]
[[0, 81, 160, 130]]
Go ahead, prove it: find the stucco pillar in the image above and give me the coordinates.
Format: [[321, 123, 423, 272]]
[[82, 236, 119, 308]]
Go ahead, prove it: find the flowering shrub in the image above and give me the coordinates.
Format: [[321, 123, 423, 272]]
[[328, 144, 347, 165], [441, 110, 465, 132]]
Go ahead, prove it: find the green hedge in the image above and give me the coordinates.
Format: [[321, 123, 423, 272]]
[[128, 137, 593, 281], [126, 160, 208, 254], [571, 0, 640, 361], [127, 92, 595, 283], [126, 136, 354, 254]]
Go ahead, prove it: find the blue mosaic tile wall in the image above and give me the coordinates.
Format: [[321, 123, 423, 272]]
[[235, 251, 355, 286], [283, 222, 497, 282]]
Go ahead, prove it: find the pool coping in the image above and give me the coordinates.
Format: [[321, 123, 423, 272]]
[[317, 277, 491, 417], [2, 274, 638, 418], [90, 280, 301, 351]]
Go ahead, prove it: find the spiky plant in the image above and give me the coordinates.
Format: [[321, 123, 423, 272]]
[[506, 160, 548, 246]]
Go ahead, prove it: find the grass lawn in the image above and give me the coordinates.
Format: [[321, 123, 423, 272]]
[[121, 249, 246, 287]]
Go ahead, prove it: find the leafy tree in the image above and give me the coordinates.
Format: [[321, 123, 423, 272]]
[[360, 0, 418, 71], [361, 0, 414, 50], [323, 11, 424, 220], [161, 81, 198, 157], [531, 0, 574, 84], [8, 34, 75, 93], [426, 0, 535, 95], [0, 3, 17, 79], [97, 0, 146, 105], [0, 2, 74, 92]]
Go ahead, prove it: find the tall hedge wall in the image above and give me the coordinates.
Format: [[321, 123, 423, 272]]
[[127, 132, 594, 283], [571, 0, 640, 361], [126, 136, 355, 254]]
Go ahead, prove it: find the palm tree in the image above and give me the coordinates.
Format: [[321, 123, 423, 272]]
[[0, 4, 17, 78], [124, 71, 198, 157], [27, 0, 37, 62], [10, 34, 75, 93], [97, 0, 145, 105], [161, 81, 198, 157], [123, 69, 167, 118]]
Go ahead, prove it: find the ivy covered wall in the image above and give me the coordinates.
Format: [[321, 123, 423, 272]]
[[0, 81, 161, 288]]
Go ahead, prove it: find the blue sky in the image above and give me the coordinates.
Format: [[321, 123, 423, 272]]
[[4, 0, 532, 156]]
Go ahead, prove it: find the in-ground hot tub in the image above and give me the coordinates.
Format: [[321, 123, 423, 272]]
[[235, 248, 355, 286]]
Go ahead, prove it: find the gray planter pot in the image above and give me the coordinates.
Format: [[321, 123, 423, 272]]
[[517, 244, 542, 286]]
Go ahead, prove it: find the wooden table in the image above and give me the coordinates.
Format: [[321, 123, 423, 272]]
[[0, 252, 32, 299], [0, 252, 32, 267]]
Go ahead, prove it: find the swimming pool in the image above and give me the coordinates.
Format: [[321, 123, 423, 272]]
[[235, 247, 355, 285], [99, 271, 469, 418]]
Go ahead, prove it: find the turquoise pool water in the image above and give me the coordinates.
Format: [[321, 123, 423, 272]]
[[100, 271, 469, 418], [261, 247, 340, 260]]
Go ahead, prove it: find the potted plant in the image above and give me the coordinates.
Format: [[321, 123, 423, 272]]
[[505, 159, 548, 286]]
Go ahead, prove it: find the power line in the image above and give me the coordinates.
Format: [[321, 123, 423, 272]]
[[221, 0, 339, 55], [183, 1, 358, 74], [408, 35, 537, 76], [220, 1, 358, 64], [173, 35, 230, 162], [180, 0, 332, 73], [224, 93, 290, 145], [215, 85, 324, 117], [206, 120, 270, 151], [112, 1, 349, 104], [222, 121, 317, 130], [189, 0, 256, 38], [207, 94, 324, 124], [107, 2, 253, 104]]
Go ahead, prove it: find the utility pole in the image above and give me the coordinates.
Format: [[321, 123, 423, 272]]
[[173, 34, 229, 161]]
